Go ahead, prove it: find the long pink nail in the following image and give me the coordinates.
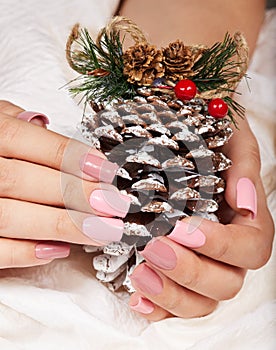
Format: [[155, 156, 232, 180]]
[[237, 177, 257, 219], [168, 221, 206, 248], [130, 265, 163, 296], [89, 189, 130, 218], [82, 216, 124, 243], [35, 242, 70, 260], [130, 297, 155, 314], [141, 239, 177, 270], [80, 153, 119, 183], [17, 111, 50, 125]]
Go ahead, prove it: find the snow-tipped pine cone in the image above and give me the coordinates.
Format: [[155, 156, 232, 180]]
[[81, 86, 233, 292]]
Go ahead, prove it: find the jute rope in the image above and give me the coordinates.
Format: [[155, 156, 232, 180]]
[[66, 16, 249, 97], [66, 23, 81, 73], [96, 16, 147, 48], [198, 31, 249, 99]]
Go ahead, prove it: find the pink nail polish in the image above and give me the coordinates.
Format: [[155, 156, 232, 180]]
[[35, 242, 70, 260], [130, 297, 155, 314], [141, 239, 177, 270], [168, 221, 206, 248], [79, 153, 119, 183], [82, 216, 124, 243], [237, 177, 257, 219], [17, 111, 50, 125], [89, 190, 131, 218], [130, 265, 163, 296]]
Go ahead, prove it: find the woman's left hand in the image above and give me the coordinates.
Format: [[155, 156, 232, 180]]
[[129, 117, 275, 320]]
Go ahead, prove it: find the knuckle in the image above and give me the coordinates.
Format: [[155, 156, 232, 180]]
[[212, 238, 229, 261], [221, 272, 244, 300], [55, 211, 68, 238], [0, 118, 21, 152], [243, 141, 261, 173], [0, 199, 9, 231], [252, 243, 272, 269], [6, 243, 17, 267], [181, 261, 201, 290], [62, 179, 76, 208], [163, 291, 183, 312], [52, 139, 68, 168], [0, 158, 17, 196], [0, 100, 13, 112], [200, 299, 218, 317]]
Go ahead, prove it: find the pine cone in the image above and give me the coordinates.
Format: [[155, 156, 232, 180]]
[[81, 88, 233, 292], [123, 43, 164, 86], [162, 41, 204, 81]]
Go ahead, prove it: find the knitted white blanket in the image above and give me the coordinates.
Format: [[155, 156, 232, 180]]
[[0, 1, 275, 349]]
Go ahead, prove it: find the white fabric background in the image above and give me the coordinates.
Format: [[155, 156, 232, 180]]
[[0, 1, 275, 349]]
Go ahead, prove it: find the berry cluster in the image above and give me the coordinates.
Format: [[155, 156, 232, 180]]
[[174, 79, 228, 119]]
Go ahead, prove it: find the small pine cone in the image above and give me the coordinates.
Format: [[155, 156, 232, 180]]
[[123, 43, 165, 86], [162, 40, 204, 81]]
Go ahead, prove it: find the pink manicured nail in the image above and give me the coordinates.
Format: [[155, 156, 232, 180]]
[[237, 177, 257, 219], [79, 153, 119, 183], [130, 297, 155, 314], [17, 111, 50, 125], [35, 242, 70, 260], [130, 265, 163, 296], [168, 221, 206, 248], [82, 216, 124, 243], [141, 239, 177, 270], [89, 189, 131, 218]]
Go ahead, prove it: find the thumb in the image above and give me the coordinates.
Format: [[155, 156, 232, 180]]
[[223, 118, 259, 219]]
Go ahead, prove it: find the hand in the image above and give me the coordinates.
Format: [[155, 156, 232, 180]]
[[0, 101, 130, 268], [128, 117, 274, 320]]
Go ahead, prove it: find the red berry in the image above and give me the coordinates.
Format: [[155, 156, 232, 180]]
[[174, 79, 197, 101], [208, 98, 228, 118]]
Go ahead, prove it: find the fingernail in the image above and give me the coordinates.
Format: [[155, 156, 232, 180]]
[[82, 216, 124, 243], [141, 239, 177, 270], [236, 177, 257, 219], [130, 297, 155, 314], [17, 111, 50, 125], [168, 221, 206, 248], [35, 242, 70, 260], [130, 265, 163, 296], [79, 153, 119, 183], [89, 189, 131, 218]]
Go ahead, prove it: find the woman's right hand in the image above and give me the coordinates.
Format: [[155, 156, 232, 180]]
[[0, 101, 130, 268]]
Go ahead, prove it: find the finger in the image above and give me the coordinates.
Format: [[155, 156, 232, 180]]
[[167, 216, 273, 269], [0, 100, 25, 117], [130, 263, 218, 318], [129, 292, 172, 321], [0, 157, 130, 217], [141, 237, 246, 300], [0, 112, 118, 184], [0, 238, 70, 268], [0, 198, 124, 246], [0, 100, 49, 127], [223, 117, 260, 218]]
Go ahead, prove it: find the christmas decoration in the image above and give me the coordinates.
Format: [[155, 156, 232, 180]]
[[123, 43, 164, 86], [162, 40, 204, 81], [208, 98, 229, 118], [174, 79, 197, 101], [66, 16, 249, 292]]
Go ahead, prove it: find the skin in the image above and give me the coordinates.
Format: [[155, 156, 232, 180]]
[[0, 101, 123, 267], [0, 0, 274, 320], [118, 0, 275, 319]]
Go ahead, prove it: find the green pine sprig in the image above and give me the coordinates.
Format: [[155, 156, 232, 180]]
[[68, 28, 136, 106], [193, 33, 240, 91], [192, 33, 248, 124]]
